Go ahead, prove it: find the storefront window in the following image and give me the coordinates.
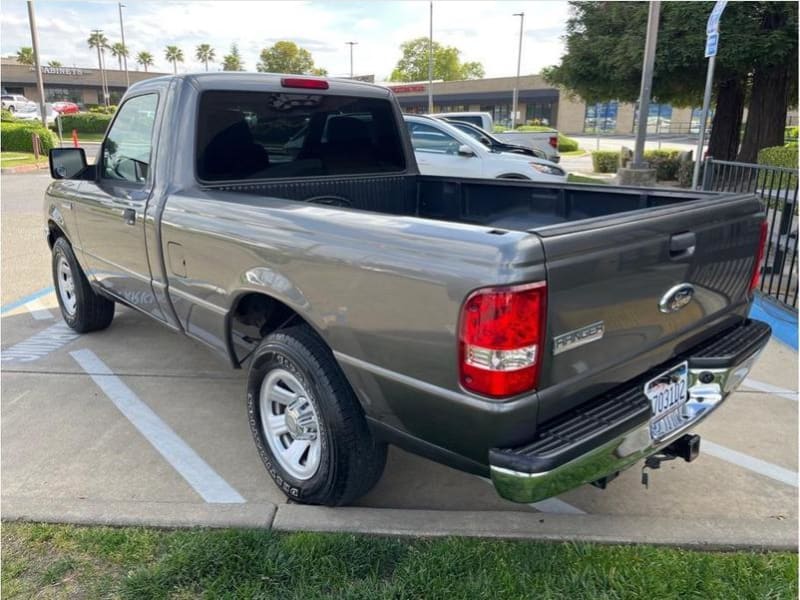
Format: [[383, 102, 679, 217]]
[[45, 86, 83, 104], [689, 108, 714, 134], [584, 101, 618, 133], [481, 104, 511, 128], [434, 104, 467, 113], [641, 103, 673, 133], [525, 101, 557, 127]]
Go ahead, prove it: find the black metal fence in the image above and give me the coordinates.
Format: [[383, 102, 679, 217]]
[[701, 158, 798, 308]]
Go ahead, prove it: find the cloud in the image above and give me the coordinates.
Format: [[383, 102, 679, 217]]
[[1, 1, 569, 77]]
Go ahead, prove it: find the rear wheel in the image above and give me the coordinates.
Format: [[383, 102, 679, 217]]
[[247, 324, 387, 506], [7, 105, 14, 113], [52, 237, 114, 332]]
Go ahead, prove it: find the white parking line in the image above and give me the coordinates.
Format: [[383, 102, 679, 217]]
[[24, 298, 54, 321], [478, 477, 586, 514], [703, 440, 798, 488], [70, 348, 246, 504], [741, 378, 798, 402]]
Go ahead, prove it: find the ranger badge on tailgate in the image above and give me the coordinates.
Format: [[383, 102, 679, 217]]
[[553, 321, 605, 355]]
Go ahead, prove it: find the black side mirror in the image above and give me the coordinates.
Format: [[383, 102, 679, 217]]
[[49, 147, 87, 180]]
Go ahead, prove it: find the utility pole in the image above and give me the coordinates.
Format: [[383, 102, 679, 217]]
[[118, 2, 130, 87], [346, 41, 357, 78], [631, 1, 660, 168], [511, 12, 524, 129], [26, 0, 47, 126], [427, 1, 434, 113]]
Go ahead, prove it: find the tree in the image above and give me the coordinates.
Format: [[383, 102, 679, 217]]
[[543, 2, 798, 162], [389, 38, 485, 82], [257, 40, 326, 75], [164, 45, 184, 74], [16, 47, 34, 65], [195, 43, 215, 71], [47, 60, 62, 67], [110, 42, 128, 71], [222, 44, 244, 71], [137, 51, 154, 72]]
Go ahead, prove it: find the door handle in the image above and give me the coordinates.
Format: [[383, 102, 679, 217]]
[[669, 231, 695, 259], [123, 208, 136, 226]]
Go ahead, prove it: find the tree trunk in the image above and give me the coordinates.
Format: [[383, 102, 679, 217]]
[[737, 64, 790, 163], [706, 77, 745, 161]]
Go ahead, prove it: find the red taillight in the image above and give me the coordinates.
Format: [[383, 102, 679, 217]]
[[458, 282, 547, 398], [750, 220, 769, 293], [548, 136, 558, 149], [280, 77, 329, 90]]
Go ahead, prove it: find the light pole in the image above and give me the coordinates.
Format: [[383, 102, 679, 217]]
[[118, 2, 130, 88], [631, 1, 661, 168], [511, 12, 524, 129], [346, 41, 357, 78], [428, 0, 433, 113], [26, 0, 47, 126]]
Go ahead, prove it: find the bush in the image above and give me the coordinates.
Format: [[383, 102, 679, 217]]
[[558, 133, 579, 152], [785, 126, 798, 146], [643, 149, 680, 181], [88, 104, 117, 115], [57, 112, 113, 134], [1, 108, 15, 122], [677, 160, 701, 188], [592, 150, 619, 173], [492, 125, 510, 133], [757, 145, 798, 189], [1, 121, 56, 153]]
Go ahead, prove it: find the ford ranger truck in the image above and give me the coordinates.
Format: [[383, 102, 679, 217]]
[[45, 73, 771, 506]]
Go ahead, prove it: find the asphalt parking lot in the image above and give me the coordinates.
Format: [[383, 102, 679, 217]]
[[2, 171, 798, 548]]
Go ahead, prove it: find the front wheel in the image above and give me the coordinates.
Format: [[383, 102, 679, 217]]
[[247, 324, 387, 506], [52, 237, 114, 332]]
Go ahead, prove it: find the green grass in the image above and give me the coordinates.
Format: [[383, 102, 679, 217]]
[[568, 173, 609, 184], [0, 151, 43, 168], [2, 522, 796, 599]]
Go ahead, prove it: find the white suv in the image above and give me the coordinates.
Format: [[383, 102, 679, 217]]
[[1, 94, 34, 113], [404, 115, 567, 182]]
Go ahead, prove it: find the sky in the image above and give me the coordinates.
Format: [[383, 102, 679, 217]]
[[0, 1, 570, 80]]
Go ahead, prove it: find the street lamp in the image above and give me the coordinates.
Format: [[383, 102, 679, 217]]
[[511, 12, 524, 129], [26, 0, 47, 126], [118, 2, 130, 87], [346, 41, 357, 78]]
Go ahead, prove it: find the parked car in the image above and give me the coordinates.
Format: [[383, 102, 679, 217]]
[[434, 110, 494, 131], [52, 101, 80, 115], [439, 118, 547, 159], [1, 94, 34, 112], [15, 102, 59, 125], [45, 73, 770, 507], [492, 128, 561, 163], [406, 114, 566, 181]]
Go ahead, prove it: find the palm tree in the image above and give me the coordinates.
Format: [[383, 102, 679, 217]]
[[137, 51, 154, 72], [110, 42, 128, 71], [16, 47, 34, 65], [164, 45, 184, 74], [88, 31, 110, 104], [195, 43, 215, 71], [47, 60, 62, 67]]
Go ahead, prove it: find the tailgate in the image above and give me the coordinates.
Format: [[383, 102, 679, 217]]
[[535, 194, 764, 418]]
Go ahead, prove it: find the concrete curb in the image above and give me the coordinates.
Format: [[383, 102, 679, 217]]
[[2, 496, 277, 529], [1, 162, 48, 174], [3, 496, 796, 551]]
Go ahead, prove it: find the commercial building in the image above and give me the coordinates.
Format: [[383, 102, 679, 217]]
[[1, 58, 167, 106], [385, 74, 706, 135]]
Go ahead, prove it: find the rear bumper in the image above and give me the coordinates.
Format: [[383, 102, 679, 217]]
[[489, 319, 771, 503]]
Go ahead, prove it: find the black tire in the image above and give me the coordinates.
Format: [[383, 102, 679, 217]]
[[7, 105, 14, 113], [52, 237, 114, 333], [247, 324, 387, 506]]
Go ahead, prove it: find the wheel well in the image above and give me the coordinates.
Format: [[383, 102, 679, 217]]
[[497, 173, 530, 180], [47, 220, 65, 249], [228, 292, 306, 367]]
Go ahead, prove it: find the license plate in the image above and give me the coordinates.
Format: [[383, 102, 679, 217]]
[[644, 362, 689, 440]]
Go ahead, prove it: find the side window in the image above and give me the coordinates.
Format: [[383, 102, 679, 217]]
[[103, 94, 158, 183], [407, 123, 460, 155]]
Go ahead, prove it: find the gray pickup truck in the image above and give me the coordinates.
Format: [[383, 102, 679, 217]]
[[45, 73, 771, 506]]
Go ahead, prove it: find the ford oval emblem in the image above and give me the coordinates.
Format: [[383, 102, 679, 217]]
[[659, 283, 695, 313]]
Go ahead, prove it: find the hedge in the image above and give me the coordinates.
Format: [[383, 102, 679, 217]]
[[88, 104, 117, 115], [643, 149, 680, 181], [1, 108, 15, 122], [57, 112, 113, 134], [1, 121, 56, 153], [757, 145, 798, 189], [592, 150, 619, 173], [558, 133, 579, 152]]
